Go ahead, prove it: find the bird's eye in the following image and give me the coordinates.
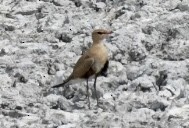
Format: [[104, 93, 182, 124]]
[[97, 32, 103, 34]]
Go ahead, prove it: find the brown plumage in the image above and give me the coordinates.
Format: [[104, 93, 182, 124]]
[[52, 29, 112, 108]]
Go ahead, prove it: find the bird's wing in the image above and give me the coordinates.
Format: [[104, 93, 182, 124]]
[[74, 53, 90, 67], [72, 57, 94, 78], [51, 54, 94, 88]]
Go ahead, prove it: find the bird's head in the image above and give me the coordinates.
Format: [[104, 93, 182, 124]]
[[92, 29, 112, 43]]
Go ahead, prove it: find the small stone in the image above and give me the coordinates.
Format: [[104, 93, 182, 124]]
[[166, 29, 178, 42], [114, 53, 122, 61], [4, 24, 15, 31], [2, 110, 24, 118], [148, 100, 168, 111], [52, 0, 64, 6], [129, 100, 147, 109], [126, 65, 147, 80], [19, 75, 28, 83], [72, 0, 82, 7], [1, 103, 9, 109], [51, 45, 59, 49], [130, 13, 141, 20], [128, 47, 146, 61], [135, 13, 141, 18], [42, 119, 49, 124], [16, 6, 37, 15], [61, 33, 72, 43], [155, 70, 167, 90], [130, 75, 154, 92], [32, 48, 47, 55], [141, 40, 154, 51], [37, 25, 43, 33], [12, 80, 16, 87], [14, 72, 28, 83], [93, 2, 106, 11], [15, 106, 22, 110], [115, 7, 125, 19], [52, 0, 72, 6], [10, 125, 19, 128], [96, 0, 106, 2], [5, 66, 14, 74], [5, 13, 15, 19], [57, 97, 74, 111], [64, 16, 70, 24], [28, 103, 34, 107], [142, 26, 154, 35], [0, 48, 7, 56], [55, 32, 72, 43], [39, 0, 51, 2], [48, 64, 57, 75]]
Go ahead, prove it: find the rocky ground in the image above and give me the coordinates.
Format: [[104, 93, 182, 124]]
[[0, 0, 189, 128]]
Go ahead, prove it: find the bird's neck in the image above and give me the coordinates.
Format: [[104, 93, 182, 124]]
[[92, 39, 104, 45]]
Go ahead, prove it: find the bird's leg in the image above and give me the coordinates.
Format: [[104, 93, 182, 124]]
[[86, 78, 90, 109], [93, 75, 99, 106]]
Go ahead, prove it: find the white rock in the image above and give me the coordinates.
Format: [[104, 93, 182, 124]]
[[45, 94, 61, 103], [167, 105, 189, 120], [45, 109, 83, 124], [95, 2, 106, 9], [53, 70, 65, 85], [58, 123, 76, 128], [103, 92, 114, 99], [109, 61, 124, 73], [0, 74, 13, 88], [19, 115, 40, 125], [53, 0, 72, 6], [131, 75, 154, 88]]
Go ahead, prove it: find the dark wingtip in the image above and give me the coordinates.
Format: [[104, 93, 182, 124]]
[[51, 84, 62, 88], [52, 77, 71, 88]]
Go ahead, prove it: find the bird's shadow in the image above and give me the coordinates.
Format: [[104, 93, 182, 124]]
[[41, 84, 113, 111]]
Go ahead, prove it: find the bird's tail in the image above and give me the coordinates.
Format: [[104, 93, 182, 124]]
[[51, 76, 72, 88]]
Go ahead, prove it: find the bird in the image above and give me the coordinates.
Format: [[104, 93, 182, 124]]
[[52, 29, 112, 108]]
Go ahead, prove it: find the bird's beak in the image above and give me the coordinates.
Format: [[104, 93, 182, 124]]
[[106, 31, 113, 34]]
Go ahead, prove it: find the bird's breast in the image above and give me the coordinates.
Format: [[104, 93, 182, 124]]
[[91, 44, 108, 62], [89, 44, 108, 73]]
